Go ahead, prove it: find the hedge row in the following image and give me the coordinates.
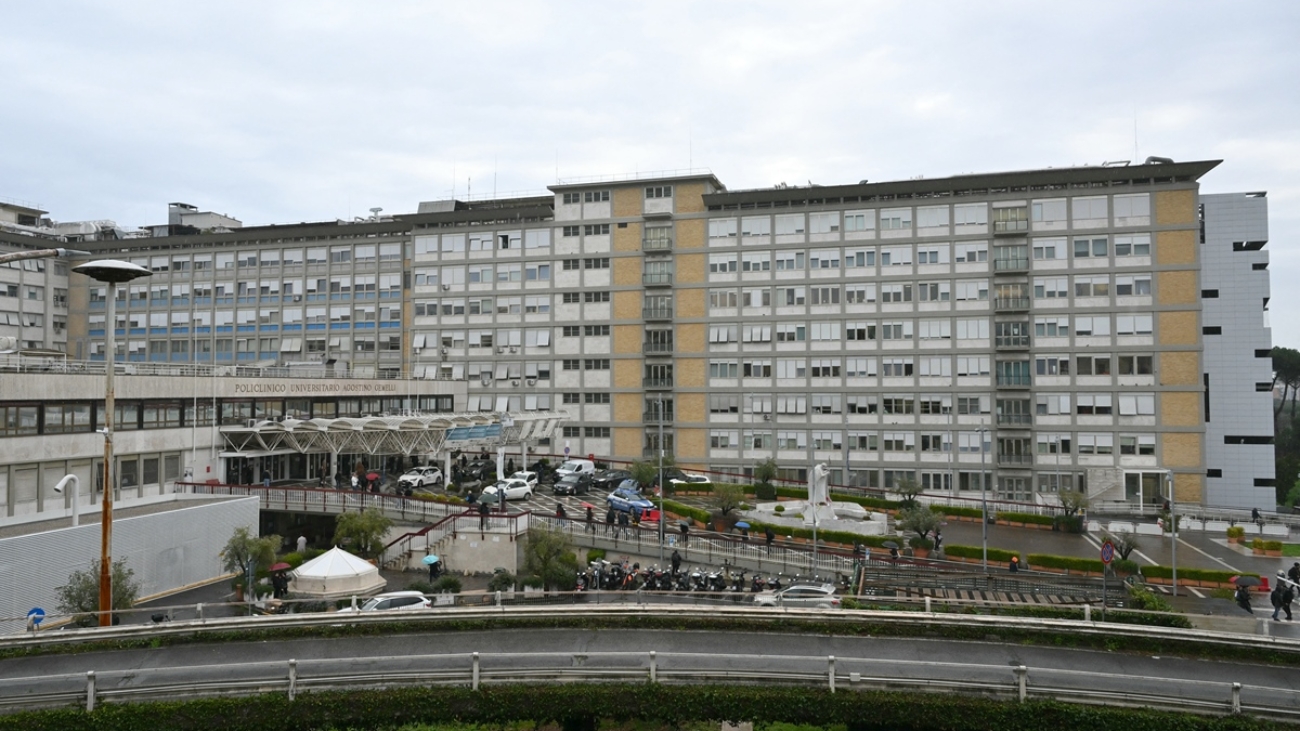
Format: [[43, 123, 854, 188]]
[[1027, 553, 1105, 573], [0, 681, 1269, 731], [1141, 565, 1257, 583], [944, 544, 1020, 563], [660, 499, 710, 524], [996, 511, 1055, 526]]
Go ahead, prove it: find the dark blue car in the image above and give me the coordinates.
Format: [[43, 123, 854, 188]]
[[605, 481, 655, 513]]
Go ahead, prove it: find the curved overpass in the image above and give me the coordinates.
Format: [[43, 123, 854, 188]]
[[1, 606, 1298, 721]]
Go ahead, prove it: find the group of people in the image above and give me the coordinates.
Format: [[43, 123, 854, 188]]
[[1234, 561, 1300, 619]]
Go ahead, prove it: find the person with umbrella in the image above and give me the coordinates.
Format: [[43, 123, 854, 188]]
[[883, 540, 900, 562], [1235, 577, 1256, 614], [583, 503, 595, 534], [736, 521, 750, 541], [269, 562, 292, 598], [425, 554, 442, 582], [678, 520, 689, 546]]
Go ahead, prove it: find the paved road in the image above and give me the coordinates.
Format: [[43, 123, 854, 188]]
[[1, 626, 1295, 714]]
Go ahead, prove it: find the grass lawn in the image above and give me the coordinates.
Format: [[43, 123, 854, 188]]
[[1282, 543, 1300, 557]]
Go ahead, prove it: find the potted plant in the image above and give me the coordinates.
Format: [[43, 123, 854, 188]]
[[908, 535, 934, 558], [1251, 537, 1266, 555], [1226, 525, 1245, 544], [1265, 540, 1283, 557]]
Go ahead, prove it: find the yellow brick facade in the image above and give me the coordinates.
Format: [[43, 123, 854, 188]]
[[1157, 270, 1198, 306], [612, 188, 641, 218], [676, 355, 705, 387], [1160, 392, 1202, 427], [613, 393, 641, 423], [674, 253, 706, 284], [1161, 432, 1202, 468], [673, 182, 708, 214], [1159, 351, 1200, 386], [675, 218, 705, 250], [1157, 311, 1199, 346], [611, 257, 642, 287], [677, 392, 706, 424], [613, 427, 641, 458], [675, 426, 707, 461], [612, 323, 641, 354], [612, 221, 641, 252], [613, 359, 641, 389], [1155, 189, 1197, 226], [676, 322, 705, 354], [677, 289, 706, 318], [612, 292, 641, 321], [1156, 230, 1197, 266], [1173, 472, 1204, 504]]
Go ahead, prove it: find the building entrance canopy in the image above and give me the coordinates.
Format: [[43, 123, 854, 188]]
[[219, 411, 568, 458]]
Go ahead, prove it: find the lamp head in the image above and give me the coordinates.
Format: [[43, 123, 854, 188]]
[[72, 259, 152, 284]]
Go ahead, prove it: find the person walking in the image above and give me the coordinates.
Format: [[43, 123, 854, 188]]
[[1271, 581, 1284, 621], [478, 499, 490, 530], [584, 505, 595, 534], [555, 503, 568, 528], [1252, 507, 1263, 528], [1284, 579, 1296, 621], [296, 534, 307, 554], [617, 510, 630, 539], [604, 506, 616, 535], [428, 558, 441, 583], [1009, 556, 1020, 573], [1289, 562, 1300, 585], [764, 526, 775, 553], [932, 530, 943, 553], [678, 521, 689, 547], [1236, 584, 1255, 614], [671, 549, 682, 575]]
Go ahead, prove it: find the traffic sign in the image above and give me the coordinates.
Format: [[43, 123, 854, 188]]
[[564, 446, 571, 457], [26, 607, 45, 627], [1100, 540, 1115, 565]]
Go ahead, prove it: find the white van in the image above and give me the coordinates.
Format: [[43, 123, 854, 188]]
[[554, 459, 596, 478]]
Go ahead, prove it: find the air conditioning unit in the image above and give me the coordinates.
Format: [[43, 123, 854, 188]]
[[246, 418, 258, 427], [511, 379, 521, 387], [441, 347, 449, 355], [441, 284, 451, 291], [762, 414, 772, 421], [525, 378, 537, 387], [291, 295, 302, 302], [509, 346, 518, 354], [497, 346, 506, 353], [480, 373, 493, 385]]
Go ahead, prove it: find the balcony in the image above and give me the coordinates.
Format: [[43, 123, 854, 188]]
[[643, 377, 674, 389], [994, 335, 1031, 350], [993, 257, 1030, 272], [643, 410, 675, 423], [643, 272, 674, 287], [996, 412, 1034, 427], [644, 342, 674, 354], [992, 218, 1029, 236], [643, 236, 674, 252], [993, 297, 1031, 311], [643, 306, 673, 320], [643, 446, 674, 459], [997, 453, 1035, 466], [995, 374, 1032, 388]]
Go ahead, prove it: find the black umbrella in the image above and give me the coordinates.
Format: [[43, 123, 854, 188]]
[[1232, 575, 1262, 587], [882, 540, 900, 550], [678, 519, 692, 527]]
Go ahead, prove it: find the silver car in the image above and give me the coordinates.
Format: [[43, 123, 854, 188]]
[[753, 584, 841, 609]]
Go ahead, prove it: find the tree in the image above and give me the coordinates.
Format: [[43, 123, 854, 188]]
[[897, 506, 942, 545], [333, 508, 392, 559], [628, 460, 657, 490], [1058, 489, 1090, 517], [894, 477, 923, 508], [753, 458, 778, 487], [220, 526, 280, 586], [521, 527, 578, 591], [55, 558, 141, 626], [1111, 532, 1141, 561], [710, 482, 746, 516], [1273, 346, 1300, 420]]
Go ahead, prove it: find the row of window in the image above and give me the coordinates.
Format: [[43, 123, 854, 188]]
[[704, 235, 1151, 269], [131, 244, 405, 274], [703, 314, 1153, 344], [707, 194, 1151, 238], [702, 428, 1156, 456], [704, 392, 1154, 417]]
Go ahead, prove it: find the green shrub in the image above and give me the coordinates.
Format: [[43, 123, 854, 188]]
[[1266, 540, 1283, 551], [405, 580, 435, 593], [1140, 565, 1253, 584], [995, 511, 1054, 526], [908, 536, 933, 550], [936, 505, 983, 519], [774, 505, 785, 513], [1252, 538, 1265, 550], [662, 499, 710, 524], [1053, 515, 1084, 533], [1126, 584, 1174, 612], [487, 571, 516, 592], [432, 576, 463, 594], [944, 544, 1020, 563], [1227, 525, 1245, 539], [586, 548, 606, 563], [1026, 553, 1105, 573], [754, 483, 777, 500]]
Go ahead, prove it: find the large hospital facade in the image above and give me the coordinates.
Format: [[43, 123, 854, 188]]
[[0, 157, 1276, 518]]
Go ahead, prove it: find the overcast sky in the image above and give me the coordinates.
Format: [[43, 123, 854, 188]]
[[4, 1, 1297, 343]]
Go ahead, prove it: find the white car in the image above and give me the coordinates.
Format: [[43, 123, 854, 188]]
[[335, 590, 433, 614], [507, 470, 539, 488], [753, 584, 841, 609], [482, 478, 534, 502], [669, 473, 711, 486], [399, 466, 443, 489]]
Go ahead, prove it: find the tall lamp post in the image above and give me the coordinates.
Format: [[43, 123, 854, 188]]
[[1166, 470, 1177, 597], [977, 427, 990, 573], [73, 259, 152, 626], [657, 397, 665, 564]]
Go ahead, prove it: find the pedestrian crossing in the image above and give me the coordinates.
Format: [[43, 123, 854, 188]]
[[889, 587, 1093, 607]]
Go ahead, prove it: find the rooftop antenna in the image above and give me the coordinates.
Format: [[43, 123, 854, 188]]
[[1133, 107, 1139, 162]]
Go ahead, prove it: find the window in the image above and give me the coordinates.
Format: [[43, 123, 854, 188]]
[[1114, 274, 1152, 297], [742, 359, 772, 377], [742, 253, 771, 272], [742, 287, 771, 307], [916, 205, 949, 229], [710, 394, 740, 412], [809, 212, 839, 234], [1074, 316, 1111, 336], [1119, 394, 1156, 416], [1076, 394, 1113, 415], [846, 358, 876, 377], [584, 392, 611, 404], [709, 254, 738, 273], [917, 319, 951, 340], [1074, 275, 1110, 297], [584, 291, 610, 303], [1114, 234, 1151, 257], [1032, 198, 1067, 224], [709, 361, 739, 378], [880, 321, 913, 340], [1077, 433, 1114, 455], [881, 284, 912, 302], [916, 245, 948, 264], [1113, 194, 1150, 225], [1036, 355, 1069, 376], [1118, 354, 1154, 375], [645, 185, 673, 199], [955, 279, 989, 301], [584, 190, 610, 202], [1073, 236, 1108, 258], [780, 287, 806, 305], [810, 359, 841, 377], [709, 325, 738, 343], [1035, 393, 1070, 415], [880, 208, 912, 230], [1120, 434, 1157, 455], [710, 289, 739, 308], [774, 250, 805, 271], [954, 242, 987, 263], [1072, 196, 1108, 226], [809, 249, 840, 269], [1075, 354, 1111, 376], [1034, 316, 1069, 337], [562, 226, 580, 238], [881, 245, 912, 266], [584, 324, 610, 336], [954, 203, 987, 227], [846, 250, 876, 268], [775, 214, 805, 235], [776, 359, 806, 379], [845, 283, 876, 303], [742, 216, 772, 236], [562, 193, 581, 205], [777, 322, 807, 342], [883, 432, 915, 452], [958, 396, 990, 415], [1033, 237, 1066, 260], [1033, 277, 1068, 299], [710, 219, 738, 239], [955, 318, 988, 340], [956, 356, 989, 376], [844, 210, 875, 232], [583, 224, 610, 236]]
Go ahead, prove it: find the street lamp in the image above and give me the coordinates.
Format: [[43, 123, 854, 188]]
[[73, 259, 152, 626], [657, 397, 665, 565], [0, 247, 90, 265], [977, 426, 990, 573], [52, 474, 81, 527], [1166, 470, 1177, 597]]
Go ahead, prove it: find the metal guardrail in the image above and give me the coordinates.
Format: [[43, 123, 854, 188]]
[[1, 605, 1297, 719]]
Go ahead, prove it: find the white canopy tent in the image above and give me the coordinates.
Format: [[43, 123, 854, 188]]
[[288, 546, 387, 599]]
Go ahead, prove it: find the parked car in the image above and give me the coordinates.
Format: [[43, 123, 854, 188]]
[[335, 590, 433, 614], [753, 584, 841, 609], [652, 467, 688, 486], [552, 473, 593, 496], [554, 459, 597, 478], [606, 482, 656, 513], [507, 470, 539, 488], [398, 466, 443, 491], [669, 473, 711, 487], [591, 469, 631, 490], [481, 478, 534, 502]]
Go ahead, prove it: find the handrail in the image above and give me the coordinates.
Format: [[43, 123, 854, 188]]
[[0, 605, 1297, 719]]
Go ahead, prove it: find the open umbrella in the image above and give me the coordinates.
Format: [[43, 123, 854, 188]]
[[269, 562, 292, 572], [882, 541, 900, 550], [735, 521, 751, 529], [580, 501, 596, 509], [1232, 575, 1262, 587], [678, 519, 692, 527], [366, 472, 380, 481], [422, 554, 441, 566]]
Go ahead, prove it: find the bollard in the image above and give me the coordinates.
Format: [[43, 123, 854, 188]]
[[86, 671, 96, 711], [288, 659, 298, 701], [924, 596, 931, 613], [828, 655, 836, 693], [1231, 682, 1242, 714], [495, 590, 502, 608], [1013, 665, 1028, 702], [1260, 618, 1271, 637], [197, 602, 204, 621], [649, 651, 657, 683], [472, 652, 480, 690], [1083, 604, 1091, 622], [637, 587, 644, 606]]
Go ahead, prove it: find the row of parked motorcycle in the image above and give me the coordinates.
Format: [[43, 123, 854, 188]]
[[574, 559, 839, 594]]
